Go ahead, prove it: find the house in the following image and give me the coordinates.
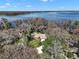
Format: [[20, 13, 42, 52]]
[[31, 32, 47, 42]]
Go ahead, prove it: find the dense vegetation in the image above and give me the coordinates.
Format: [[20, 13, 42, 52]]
[[0, 17, 79, 59]]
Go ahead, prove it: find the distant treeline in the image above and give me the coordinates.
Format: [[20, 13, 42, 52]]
[[0, 11, 33, 16], [0, 11, 52, 16], [1, 11, 79, 16], [0, 11, 50, 16]]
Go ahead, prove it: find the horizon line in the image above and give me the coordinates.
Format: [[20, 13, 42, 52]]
[[0, 10, 79, 12]]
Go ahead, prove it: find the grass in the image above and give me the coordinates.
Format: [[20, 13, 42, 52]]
[[29, 40, 41, 48], [42, 36, 56, 50], [16, 37, 28, 45]]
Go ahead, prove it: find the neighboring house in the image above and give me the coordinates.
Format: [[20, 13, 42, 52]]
[[31, 32, 47, 42]]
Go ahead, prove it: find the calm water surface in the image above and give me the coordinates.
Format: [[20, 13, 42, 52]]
[[0, 11, 79, 21]]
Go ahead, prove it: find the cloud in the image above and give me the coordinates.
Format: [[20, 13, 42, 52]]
[[40, 0, 54, 2], [0, 6, 6, 8], [5, 3, 10, 6], [40, 0, 49, 2], [26, 5, 32, 7], [16, 2, 32, 7], [0, 3, 16, 8]]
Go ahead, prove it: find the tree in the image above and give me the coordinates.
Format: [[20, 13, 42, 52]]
[[1, 18, 11, 29], [15, 20, 22, 27], [0, 21, 4, 29]]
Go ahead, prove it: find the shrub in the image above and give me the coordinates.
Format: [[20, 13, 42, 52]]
[[29, 40, 41, 48], [42, 36, 56, 49], [0, 45, 41, 59], [16, 37, 28, 45], [60, 55, 66, 59], [67, 52, 73, 58], [1, 18, 11, 29]]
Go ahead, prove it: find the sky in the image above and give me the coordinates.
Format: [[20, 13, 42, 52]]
[[0, 0, 79, 11]]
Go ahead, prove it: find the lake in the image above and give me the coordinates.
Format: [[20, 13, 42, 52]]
[[0, 11, 79, 21]]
